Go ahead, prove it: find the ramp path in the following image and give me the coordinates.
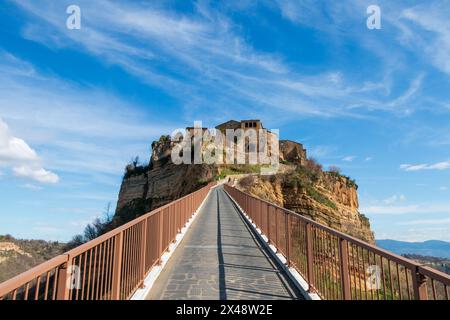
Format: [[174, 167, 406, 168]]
[[146, 186, 304, 300]]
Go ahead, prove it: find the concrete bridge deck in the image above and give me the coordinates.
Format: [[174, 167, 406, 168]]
[[146, 186, 304, 300]]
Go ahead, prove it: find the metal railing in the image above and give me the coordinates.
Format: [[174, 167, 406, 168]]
[[224, 185, 450, 300], [0, 182, 215, 300]]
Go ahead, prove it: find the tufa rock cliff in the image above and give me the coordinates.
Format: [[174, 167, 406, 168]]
[[235, 165, 374, 243], [114, 123, 374, 244], [114, 135, 217, 225]]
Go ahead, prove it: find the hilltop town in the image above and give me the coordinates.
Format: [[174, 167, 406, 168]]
[[115, 120, 374, 243]]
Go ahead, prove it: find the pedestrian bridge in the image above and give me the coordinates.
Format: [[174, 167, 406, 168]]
[[0, 183, 449, 300]]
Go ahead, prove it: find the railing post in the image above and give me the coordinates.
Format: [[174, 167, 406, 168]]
[[158, 210, 164, 264], [285, 213, 292, 266], [413, 269, 428, 300], [140, 218, 147, 288], [339, 239, 351, 300], [111, 231, 123, 300], [305, 223, 315, 292], [56, 255, 72, 300], [267, 205, 271, 243]]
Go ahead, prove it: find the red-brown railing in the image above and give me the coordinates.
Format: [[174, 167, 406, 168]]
[[0, 182, 215, 300], [224, 185, 450, 300]]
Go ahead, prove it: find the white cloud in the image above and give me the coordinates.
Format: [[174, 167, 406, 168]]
[[362, 204, 450, 215], [9, 0, 427, 121], [13, 166, 59, 184], [440, 186, 448, 191], [400, 161, 450, 171], [376, 227, 450, 242], [383, 194, 406, 205], [342, 156, 356, 162], [21, 183, 43, 191], [0, 117, 59, 184], [399, 218, 450, 226], [365, 157, 372, 161], [401, 3, 450, 76], [0, 118, 38, 164], [0, 52, 173, 182]]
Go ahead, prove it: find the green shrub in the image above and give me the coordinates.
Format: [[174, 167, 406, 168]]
[[306, 186, 337, 210]]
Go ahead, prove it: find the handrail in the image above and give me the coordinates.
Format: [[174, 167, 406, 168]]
[[224, 184, 450, 300], [0, 182, 216, 300]]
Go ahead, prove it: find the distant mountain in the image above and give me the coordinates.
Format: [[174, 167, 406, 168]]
[[376, 239, 450, 259]]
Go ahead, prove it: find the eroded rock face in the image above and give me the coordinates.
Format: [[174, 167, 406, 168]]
[[115, 136, 218, 225], [279, 140, 307, 165], [237, 173, 374, 244], [115, 130, 374, 244]]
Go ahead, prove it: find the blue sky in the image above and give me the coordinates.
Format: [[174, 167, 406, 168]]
[[0, 0, 449, 242]]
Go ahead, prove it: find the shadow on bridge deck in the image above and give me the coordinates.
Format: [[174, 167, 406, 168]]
[[146, 186, 304, 300]]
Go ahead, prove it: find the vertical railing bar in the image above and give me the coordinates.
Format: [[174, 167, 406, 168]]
[[81, 251, 87, 300], [286, 212, 291, 267], [111, 232, 124, 300], [134, 223, 141, 289], [351, 244, 358, 299], [311, 227, 319, 295], [125, 229, 131, 297], [141, 218, 148, 288], [305, 223, 314, 291], [103, 238, 110, 300], [107, 237, 114, 300], [332, 234, 337, 299], [74, 255, 80, 301], [99, 241, 107, 299], [388, 259, 394, 300], [12, 289, 17, 300], [333, 236, 340, 299], [380, 257, 386, 300], [316, 229, 323, 296], [86, 250, 93, 300], [431, 279, 437, 300], [44, 271, 50, 300], [128, 227, 135, 294], [328, 233, 334, 299], [125, 228, 133, 297], [405, 266, 411, 300], [396, 264, 402, 300], [34, 276, 41, 300], [52, 266, 59, 300], [91, 246, 98, 300], [24, 282, 30, 300], [361, 248, 368, 300], [355, 246, 362, 300]]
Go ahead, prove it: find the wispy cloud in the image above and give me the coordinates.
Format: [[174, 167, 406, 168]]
[[400, 161, 450, 171], [21, 183, 44, 191], [399, 217, 450, 226], [0, 52, 172, 183], [342, 156, 356, 162], [400, 3, 450, 76], [362, 204, 450, 215], [383, 194, 406, 205], [9, 0, 435, 121]]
